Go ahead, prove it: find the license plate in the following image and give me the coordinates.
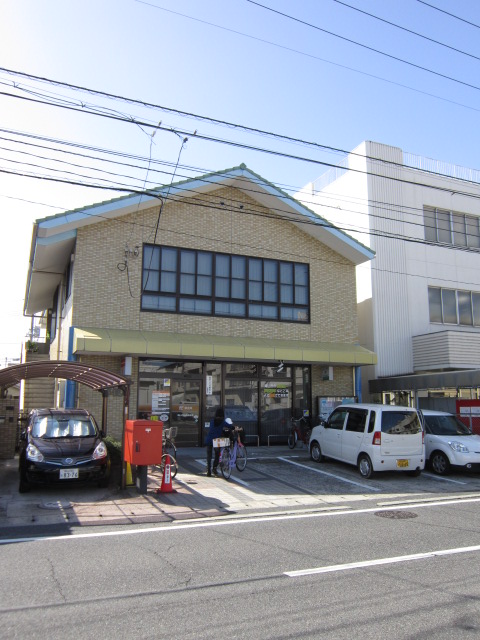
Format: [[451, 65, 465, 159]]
[[396, 459, 409, 468], [60, 469, 79, 479]]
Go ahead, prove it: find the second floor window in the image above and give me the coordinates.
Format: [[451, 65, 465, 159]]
[[424, 206, 480, 249], [429, 286, 480, 326], [141, 245, 310, 323]]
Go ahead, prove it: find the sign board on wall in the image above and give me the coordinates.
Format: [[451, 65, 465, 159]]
[[152, 390, 170, 423], [456, 400, 480, 434], [317, 396, 356, 420]]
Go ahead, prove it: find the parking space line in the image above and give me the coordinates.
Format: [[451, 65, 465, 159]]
[[278, 457, 380, 492], [422, 472, 467, 485], [194, 459, 251, 487]]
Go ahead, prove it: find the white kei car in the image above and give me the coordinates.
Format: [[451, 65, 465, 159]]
[[422, 410, 480, 475]]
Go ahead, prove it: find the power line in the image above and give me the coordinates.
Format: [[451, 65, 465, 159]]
[[2, 123, 479, 248], [333, 0, 480, 62], [0, 125, 473, 231], [417, 0, 480, 30], [4, 87, 480, 206], [130, 3, 480, 117], [6, 160, 480, 262], [0, 127, 470, 240], [3, 66, 480, 182], [245, 0, 480, 92]]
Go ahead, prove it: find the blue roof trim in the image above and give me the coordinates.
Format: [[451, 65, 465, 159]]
[[36, 229, 77, 245]]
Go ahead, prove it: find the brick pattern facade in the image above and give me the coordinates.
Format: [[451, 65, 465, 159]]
[[46, 183, 361, 435], [22, 352, 56, 414], [72, 186, 359, 344]]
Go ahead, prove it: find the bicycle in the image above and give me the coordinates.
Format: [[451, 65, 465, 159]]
[[218, 428, 247, 480], [163, 426, 177, 461], [288, 415, 312, 449]]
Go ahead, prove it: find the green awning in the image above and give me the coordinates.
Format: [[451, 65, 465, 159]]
[[72, 327, 377, 366]]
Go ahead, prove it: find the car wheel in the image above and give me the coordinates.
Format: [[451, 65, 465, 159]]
[[310, 441, 323, 463], [358, 454, 374, 479], [430, 451, 450, 475]]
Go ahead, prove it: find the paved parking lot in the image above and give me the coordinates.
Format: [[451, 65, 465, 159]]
[[1, 445, 479, 532]]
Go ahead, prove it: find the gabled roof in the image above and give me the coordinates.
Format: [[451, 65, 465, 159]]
[[24, 164, 375, 314]]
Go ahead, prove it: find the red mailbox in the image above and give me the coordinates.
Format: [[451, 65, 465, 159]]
[[124, 420, 163, 465]]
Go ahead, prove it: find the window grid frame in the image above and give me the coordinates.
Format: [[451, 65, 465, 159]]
[[428, 285, 480, 327], [141, 244, 310, 323], [424, 206, 480, 249]]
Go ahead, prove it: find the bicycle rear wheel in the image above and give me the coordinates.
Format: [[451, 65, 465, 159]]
[[235, 444, 247, 471], [220, 447, 231, 479], [287, 430, 297, 449]]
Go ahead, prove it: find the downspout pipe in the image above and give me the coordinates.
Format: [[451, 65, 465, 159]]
[[355, 366, 362, 403], [65, 326, 76, 408]]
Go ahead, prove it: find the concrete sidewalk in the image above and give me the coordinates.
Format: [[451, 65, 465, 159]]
[[0, 446, 329, 531]]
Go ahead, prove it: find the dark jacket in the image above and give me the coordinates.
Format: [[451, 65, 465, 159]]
[[205, 417, 229, 445]]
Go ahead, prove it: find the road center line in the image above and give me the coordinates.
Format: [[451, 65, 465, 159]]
[[278, 457, 380, 491], [285, 543, 480, 577]]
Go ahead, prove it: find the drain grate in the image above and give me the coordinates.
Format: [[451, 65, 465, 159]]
[[374, 510, 418, 520]]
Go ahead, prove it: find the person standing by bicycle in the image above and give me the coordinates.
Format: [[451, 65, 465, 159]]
[[205, 407, 229, 477]]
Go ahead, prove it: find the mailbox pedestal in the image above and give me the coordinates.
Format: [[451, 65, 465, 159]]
[[124, 420, 163, 493]]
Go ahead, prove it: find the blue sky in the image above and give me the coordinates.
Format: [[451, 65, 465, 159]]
[[1, 0, 480, 363]]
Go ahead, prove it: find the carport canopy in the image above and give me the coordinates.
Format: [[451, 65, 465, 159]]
[[0, 360, 131, 438], [0, 360, 130, 392]]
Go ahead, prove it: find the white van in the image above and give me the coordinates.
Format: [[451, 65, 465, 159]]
[[309, 403, 425, 478]]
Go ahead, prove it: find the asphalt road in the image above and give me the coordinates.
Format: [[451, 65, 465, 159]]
[[1, 493, 480, 639]]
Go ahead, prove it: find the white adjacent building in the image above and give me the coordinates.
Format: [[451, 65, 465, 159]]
[[298, 141, 480, 411]]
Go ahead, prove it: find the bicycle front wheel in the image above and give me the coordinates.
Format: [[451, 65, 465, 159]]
[[220, 447, 232, 479], [235, 444, 247, 471], [159, 453, 178, 479], [287, 430, 297, 449], [164, 437, 177, 460]]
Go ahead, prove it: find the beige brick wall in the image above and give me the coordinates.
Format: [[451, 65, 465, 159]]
[[22, 352, 56, 414], [71, 186, 359, 343], [56, 184, 362, 429], [75, 354, 133, 442]]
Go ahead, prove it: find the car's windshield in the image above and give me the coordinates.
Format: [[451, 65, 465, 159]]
[[425, 415, 471, 436], [32, 415, 97, 438]]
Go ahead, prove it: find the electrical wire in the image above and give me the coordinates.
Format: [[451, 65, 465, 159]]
[[6, 160, 480, 262], [132, 2, 480, 116], [3, 65, 480, 179], [2, 122, 480, 248], [417, 0, 480, 30], [245, 0, 480, 92], [4, 87, 480, 207], [333, 0, 480, 62]]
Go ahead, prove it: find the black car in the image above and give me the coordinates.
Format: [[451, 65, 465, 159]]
[[18, 408, 110, 493]]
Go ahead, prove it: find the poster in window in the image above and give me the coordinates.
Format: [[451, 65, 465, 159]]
[[264, 384, 289, 399], [152, 390, 170, 423]]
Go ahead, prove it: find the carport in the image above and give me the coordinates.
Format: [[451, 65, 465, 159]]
[[0, 360, 131, 436]]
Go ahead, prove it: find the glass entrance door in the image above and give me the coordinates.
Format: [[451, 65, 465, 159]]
[[170, 379, 202, 446]]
